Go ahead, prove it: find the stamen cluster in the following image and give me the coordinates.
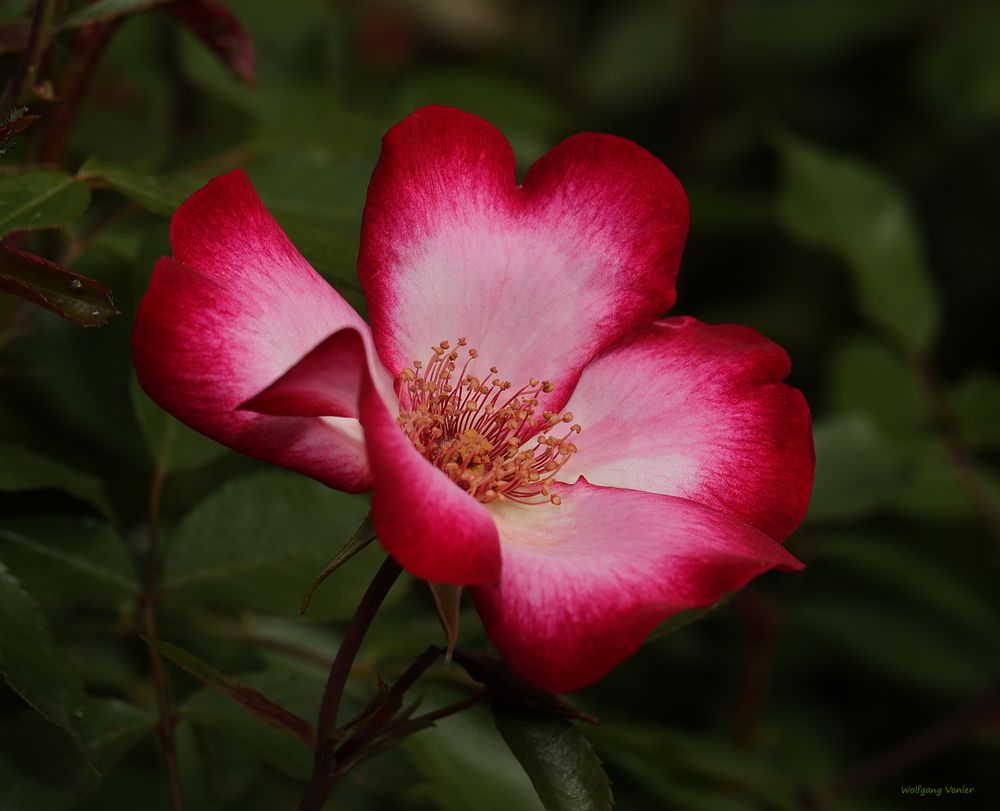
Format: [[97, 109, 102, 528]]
[[396, 339, 581, 505]]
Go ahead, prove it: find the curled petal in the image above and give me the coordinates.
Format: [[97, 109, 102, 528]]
[[241, 328, 502, 586], [471, 481, 802, 693], [133, 170, 372, 491], [558, 317, 814, 541]]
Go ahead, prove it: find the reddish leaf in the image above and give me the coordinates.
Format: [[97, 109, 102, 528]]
[[0, 246, 118, 327], [165, 0, 256, 86], [0, 114, 39, 140], [147, 637, 316, 748], [0, 22, 30, 55]]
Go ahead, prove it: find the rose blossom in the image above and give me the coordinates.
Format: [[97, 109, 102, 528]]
[[133, 106, 814, 692]]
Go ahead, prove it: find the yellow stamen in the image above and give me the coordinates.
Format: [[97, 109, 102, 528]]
[[395, 340, 581, 505]]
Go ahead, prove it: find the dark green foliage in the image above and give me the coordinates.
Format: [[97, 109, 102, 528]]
[[1, 0, 998, 809]]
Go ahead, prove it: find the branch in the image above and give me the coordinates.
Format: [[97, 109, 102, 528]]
[[141, 463, 184, 811], [826, 680, 1000, 804], [0, 0, 56, 113], [298, 555, 402, 811], [36, 18, 121, 164]]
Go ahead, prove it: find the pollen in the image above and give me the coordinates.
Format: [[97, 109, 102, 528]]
[[396, 339, 581, 505]]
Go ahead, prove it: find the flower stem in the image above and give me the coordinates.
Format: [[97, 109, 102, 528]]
[[299, 554, 402, 811], [142, 463, 184, 811], [0, 0, 55, 113], [35, 18, 121, 164]]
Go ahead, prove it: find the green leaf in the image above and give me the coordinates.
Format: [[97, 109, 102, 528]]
[[61, 0, 169, 28], [405, 699, 545, 811], [391, 70, 565, 165], [727, 0, 923, 72], [0, 444, 112, 516], [0, 517, 138, 607], [916, 3, 1000, 133], [807, 415, 905, 522], [776, 136, 940, 352], [646, 595, 732, 642], [183, 670, 325, 780], [78, 156, 195, 217], [791, 600, 994, 694], [811, 533, 998, 638], [0, 170, 91, 235], [950, 372, 1000, 450], [0, 699, 153, 811], [272, 211, 366, 310], [590, 724, 791, 811], [149, 638, 315, 747], [0, 247, 118, 327], [428, 582, 462, 662], [492, 707, 612, 811], [299, 511, 375, 614], [582, 1, 686, 112], [162, 471, 381, 619], [129, 373, 228, 472], [888, 437, 997, 521], [0, 562, 89, 747], [828, 335, 926, 435]]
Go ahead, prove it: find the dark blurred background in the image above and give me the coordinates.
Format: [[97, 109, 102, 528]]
[[2, 1, 999, 809]]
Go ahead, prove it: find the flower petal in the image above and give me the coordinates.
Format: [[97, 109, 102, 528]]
[[470, 481, 802, 693], [558, 317, 814, 541], [241, 327, 502, 585], [132, 170, 371, 491], [359, 105, 688, 409]]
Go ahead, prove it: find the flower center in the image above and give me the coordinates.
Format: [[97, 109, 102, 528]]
[[396, 339, 581, 505]]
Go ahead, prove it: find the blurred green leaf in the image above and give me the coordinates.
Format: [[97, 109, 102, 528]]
[[828, 334, 926, 435], [150, 637, 316, 746], [492, 707, 612, 811], [0, 516, 138, 607], [271, 210, 366, 309], [0, 444, 112, 516], [391, 70, 564, 165], [583, 1, 686, 112], [776, 136, 940, 352], [950, 372, 1000, 450], [428, 582, 462, 661], [405, 700, 545, 811], [300, 510, 375, 615], [183, 669, 325, 780], [590, 724, 792, 811], [811, 533, 999, 638], [0, 247, 118, 327], [890, 437, 985, 520], [646, 595, 731, 642], [0, 170, 91, 235], [129, 373, 228, 473], [68, 13, 176, 168], [0, 699, 153, 811], [807, 415, 905, 522], [78, 156, 195, 217], [61, 0, 168, 28], [0, 562, 89, 748], [162, 471, 382, 619], [792, 600, 995, 694], [916, 2, 1000, 133], [726, 0, 925, 71]]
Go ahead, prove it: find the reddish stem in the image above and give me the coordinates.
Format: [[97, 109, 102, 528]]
[[35, 18, 120, 164], [299, 555, 402, 811], [142, 463, 185, 811]]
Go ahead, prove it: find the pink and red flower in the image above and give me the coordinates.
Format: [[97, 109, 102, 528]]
[[133, 106, 814, 693]]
